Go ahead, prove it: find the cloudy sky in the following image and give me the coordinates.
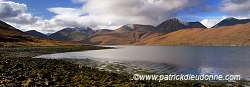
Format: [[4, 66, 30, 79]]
[[0, 0, 250, 33]]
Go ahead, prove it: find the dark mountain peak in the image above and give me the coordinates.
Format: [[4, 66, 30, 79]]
[[25, 30, 49, 38], [64, 26, 92, 31], [61, 26, 95, 34], [224, 17, 237, 20], [169, 17, 181, 20], [49, 26, 96, 41], [156, 18, 206, 34], [188, 22, 207, 28], [220, 17, 238, 23], [212, 18, 250, 28], [26, 30, 39, 33], [162, 18, 189, 26], [169, 17, 189, 26], [156, 18, 189, 33]]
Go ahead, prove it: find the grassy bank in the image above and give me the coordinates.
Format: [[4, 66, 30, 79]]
[[0, 45, 111, 58], [0, 46, 244, 86]]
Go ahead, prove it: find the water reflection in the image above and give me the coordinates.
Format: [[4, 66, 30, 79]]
[[35, 46, 250, 80]]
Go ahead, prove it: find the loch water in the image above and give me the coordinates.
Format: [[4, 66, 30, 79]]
[[35, 46, 250, 80]]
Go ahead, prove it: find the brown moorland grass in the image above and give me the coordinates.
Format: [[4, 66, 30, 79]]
[[135, 23, 250, 46], [88, 29, 159, 45]]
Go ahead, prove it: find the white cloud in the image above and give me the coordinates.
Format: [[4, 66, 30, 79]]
[[201, 19, 221, 28], [1, 0, 210, 33], [20, 7, 88, 32], [0, 1, 27, 18], [220, 0, 250, 12], [220, 0, 250, 18], [20, 19, 66, 33], [2, 13, 40, 25], [82, 0, 197, 26], [47, 7, 84, 15], [0, 1, 39, 27], [24, 0, 206, 33], [72, 0, 86, 3]]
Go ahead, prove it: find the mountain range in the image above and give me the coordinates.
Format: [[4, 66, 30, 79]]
[[24, 17, 250, 46], [26, 30, 50, 38], [49, 27, 95, 41], [44, 18, 208, 45], [81, 24, 157, 45], [136, 22, 250, 45], [0, 20, 86, 46], [212, 17, 250, 28]]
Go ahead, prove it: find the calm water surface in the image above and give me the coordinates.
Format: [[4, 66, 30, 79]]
[[35, 46, 250, 80]]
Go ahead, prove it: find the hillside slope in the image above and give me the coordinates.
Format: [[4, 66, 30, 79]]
[[135, 23, 250, 46]]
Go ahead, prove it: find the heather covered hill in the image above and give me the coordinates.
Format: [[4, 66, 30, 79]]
[[0, 20, 86, 46], [0, 20, 25, 36], [135, 23, 250, 46], [80, 24, 158, 45]]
